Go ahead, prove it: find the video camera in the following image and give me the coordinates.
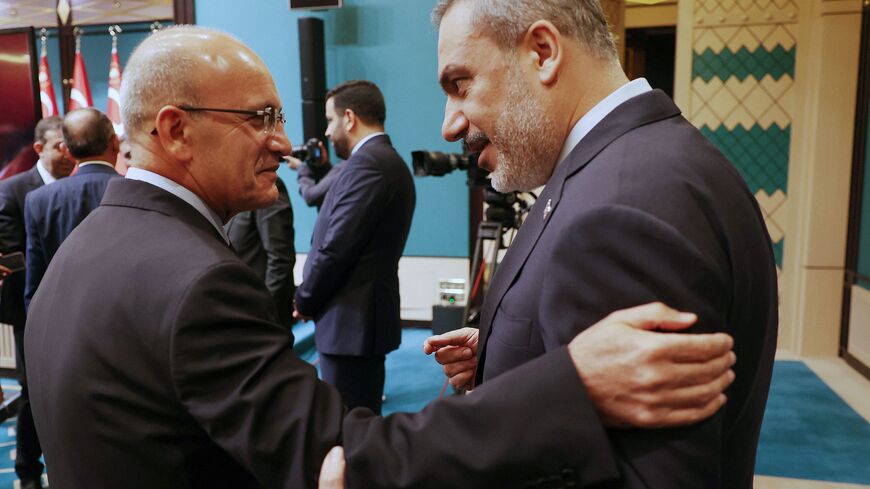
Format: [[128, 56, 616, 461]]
[[411, 150, 490, 188], [291, 138, 326, 169], [410, 149, 527, 230]]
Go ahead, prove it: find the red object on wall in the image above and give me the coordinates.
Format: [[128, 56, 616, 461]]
[[0, 28, 41, 178], [39, 50, 59, 118]]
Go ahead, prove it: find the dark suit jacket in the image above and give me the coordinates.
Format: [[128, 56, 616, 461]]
[[296, 135, 415, 356], [24, 163, 120, 309], [476, 90, 778, 489], [226, 178, 295, 325], [0, 166, 44, 329], [25, 177, 625, 488]]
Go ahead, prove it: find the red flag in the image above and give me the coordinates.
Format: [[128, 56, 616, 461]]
[[70, 48, 93, 110], [38, 49, 59, 118], [106, 43, 123, 136]]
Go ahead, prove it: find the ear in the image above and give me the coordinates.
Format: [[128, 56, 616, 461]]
[[521, 20, 563, 86], [154, 106, 193, 162], [32, 140, 44, 154], [343, 108, 356, 132], [59, 141, 74, 161], [109, 133, 121, 156]]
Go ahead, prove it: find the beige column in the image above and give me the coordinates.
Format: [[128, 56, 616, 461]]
[[780, 0, 863, 356]]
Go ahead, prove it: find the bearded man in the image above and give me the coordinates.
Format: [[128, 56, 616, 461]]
[[427, 1, 778, 488]]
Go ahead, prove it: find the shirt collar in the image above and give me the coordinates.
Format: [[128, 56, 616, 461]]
[[556, 78, 653, 166], [78, 160, 116, 169], [35, 159, 56, 185], [351, 132, 386, 156], [124, 167, 231, 245]]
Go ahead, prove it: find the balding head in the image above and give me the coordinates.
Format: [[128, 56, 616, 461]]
[[121, 25, 269, 140], [62, 108, 118, 162], [118, 25, 291, 222]]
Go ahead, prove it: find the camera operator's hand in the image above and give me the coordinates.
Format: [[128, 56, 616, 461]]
[[284, 155, 303, 170], [423, 328, 479, 390], [568, 302, 735, 428]]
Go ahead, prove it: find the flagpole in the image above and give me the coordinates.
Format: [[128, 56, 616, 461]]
[[107, 25, 124, 137]]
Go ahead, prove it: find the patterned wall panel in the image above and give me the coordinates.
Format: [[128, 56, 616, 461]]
[[689, 0, 798, 268]]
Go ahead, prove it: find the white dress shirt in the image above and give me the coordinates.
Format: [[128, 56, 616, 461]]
[[351, 131, 386, 156], [556, 78, 653, 166], [35, 159, 56, 185]]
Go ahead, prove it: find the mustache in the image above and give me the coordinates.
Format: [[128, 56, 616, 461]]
[[463, 132, 490, 154]]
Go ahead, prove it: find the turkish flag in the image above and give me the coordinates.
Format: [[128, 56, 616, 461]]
[[70, 50, 93, 110], [106, 44, 123, 136], [38, 51, 59, 118]]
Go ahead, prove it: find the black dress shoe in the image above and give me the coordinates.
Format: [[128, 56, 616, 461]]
[[20, 480, 43, 489]]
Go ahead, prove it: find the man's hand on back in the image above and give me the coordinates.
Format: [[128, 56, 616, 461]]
[[425, 302, 736, 429], [569, 302, 735, 428]]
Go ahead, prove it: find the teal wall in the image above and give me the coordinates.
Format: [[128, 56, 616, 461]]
[[196, 0, 469, 257]]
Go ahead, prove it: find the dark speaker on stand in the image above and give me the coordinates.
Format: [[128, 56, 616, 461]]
[[298, 17, 328, 142]]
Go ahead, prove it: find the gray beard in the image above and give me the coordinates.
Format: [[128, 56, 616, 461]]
[[488, 70, 562, 193]]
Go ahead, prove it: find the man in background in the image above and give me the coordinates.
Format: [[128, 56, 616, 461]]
[[0, 115, 71, 489], [294, 80, 415, 414], [226, 177, 295, 326], [24, 108, 121, 309], [428, 1, 778, 488]]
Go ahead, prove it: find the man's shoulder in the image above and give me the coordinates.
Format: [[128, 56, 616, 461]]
[[24, 178, 54, 206], [345, 139, 408, 178], [0, 168, 41, 195], [83, 202, 240, 270]]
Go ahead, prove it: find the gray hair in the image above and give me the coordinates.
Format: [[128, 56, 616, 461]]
[[121, 25, 234, 137], [432, 0, 617, 60]]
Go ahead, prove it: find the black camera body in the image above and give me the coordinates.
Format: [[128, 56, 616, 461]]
[[291, 138, 325, 168], [411, 150, 489, 187], [411, 149, 527, 230]]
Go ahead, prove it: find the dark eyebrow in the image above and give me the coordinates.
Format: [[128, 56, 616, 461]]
[[439, 64, 468, 92]]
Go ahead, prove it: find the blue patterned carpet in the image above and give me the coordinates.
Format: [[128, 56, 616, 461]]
[[0, 327, 866, 487]]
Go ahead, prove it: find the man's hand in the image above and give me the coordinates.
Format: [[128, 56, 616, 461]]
[[0, 253, 10, 282], [569, 302, 735, 429], [283, 155, 303, 170], [292, 308, 312, 322], [423, 327, 479, 390], [318, 446, 345, 489]]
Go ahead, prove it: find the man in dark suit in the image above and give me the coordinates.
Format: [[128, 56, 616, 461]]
[[25, 26, 739, 489], [226, 177, 296, 325], [294, 80, 415, 414], [0, 115, 72, 489], [427, 1, 778, 488], [24, 108, 121, 309]]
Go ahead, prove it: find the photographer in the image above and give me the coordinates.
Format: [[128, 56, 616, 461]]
[[285, 140, 341, 209]]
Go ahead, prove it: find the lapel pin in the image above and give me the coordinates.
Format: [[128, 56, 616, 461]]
[[543, 198, 552, 220]]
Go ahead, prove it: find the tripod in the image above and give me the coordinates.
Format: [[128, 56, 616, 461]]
[[464, 220, 507, 326], [463, 187, 531, 326]]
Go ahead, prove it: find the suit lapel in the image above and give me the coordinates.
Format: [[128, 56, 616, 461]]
[[475, 90, 682, 382]]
